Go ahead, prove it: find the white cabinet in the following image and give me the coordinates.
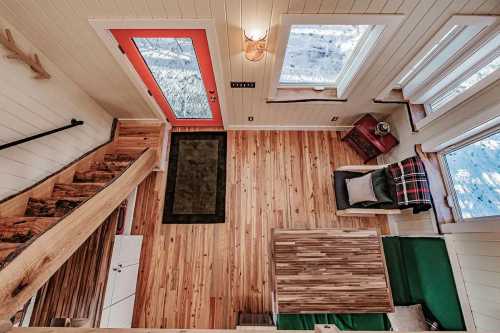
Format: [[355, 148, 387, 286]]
[[100, 235, 142, 328]]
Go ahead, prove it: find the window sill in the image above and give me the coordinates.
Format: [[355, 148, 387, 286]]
[[267, 88, 347, 103]]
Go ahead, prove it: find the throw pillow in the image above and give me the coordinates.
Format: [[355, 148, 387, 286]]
[[388, 304, 429, 331], [345, 173, 378, 206], [362, 168, 393, 207]]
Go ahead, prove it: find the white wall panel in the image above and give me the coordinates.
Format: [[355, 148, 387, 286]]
[[447, 233, 500, 332], [0, 15, 113, 200], [0, 0, 491, 128]]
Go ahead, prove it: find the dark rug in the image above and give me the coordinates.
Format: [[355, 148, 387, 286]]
[[163, 132, 226, 224]]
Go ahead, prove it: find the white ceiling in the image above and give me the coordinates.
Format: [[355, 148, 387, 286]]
[[0, 0, 498, 127]]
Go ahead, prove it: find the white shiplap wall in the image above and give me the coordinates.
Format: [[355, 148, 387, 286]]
[[0, 15, 114, 200], [446, 233, 500, 332], [0, 0, 498, 127]]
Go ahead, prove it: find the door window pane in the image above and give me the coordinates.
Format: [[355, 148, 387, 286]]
[[444, 131, 500, 219], [279, 25, 370, 85], [134, 37, 212, 119]]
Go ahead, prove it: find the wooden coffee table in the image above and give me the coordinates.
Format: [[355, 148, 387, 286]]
[[271, 229, 393, 313]]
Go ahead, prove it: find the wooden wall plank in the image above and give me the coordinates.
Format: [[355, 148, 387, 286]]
[[29, 207, 121, 327], [318, 0, 339, 13], [351, 0, 372, 13]]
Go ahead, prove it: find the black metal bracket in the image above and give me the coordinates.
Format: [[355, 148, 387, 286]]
[[0, 118, 84, 151]]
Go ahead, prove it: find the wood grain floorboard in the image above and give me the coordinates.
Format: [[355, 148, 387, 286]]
[[132, 130, 389, 329]]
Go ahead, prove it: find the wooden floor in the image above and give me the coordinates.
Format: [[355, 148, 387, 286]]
[[131, 130, 389, 329]]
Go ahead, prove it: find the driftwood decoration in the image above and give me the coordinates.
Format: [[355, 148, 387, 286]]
[[0, 28, 50, 79]]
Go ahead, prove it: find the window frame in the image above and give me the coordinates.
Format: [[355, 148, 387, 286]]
[[377, 15, 499, 130], [438, 125, 500, 223], [277, 24, 373, 88], [379, 16, 497, 98], [269, 14, 404, 100], [424, 51, 500, 115]]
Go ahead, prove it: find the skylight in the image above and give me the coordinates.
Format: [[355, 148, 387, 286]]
[[430, 55, 500, 112], [397, 25, 459, 86], [279, 25, 370, 86]]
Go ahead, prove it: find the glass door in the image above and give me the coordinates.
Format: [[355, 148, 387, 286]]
[[112, 29, 222, 127]]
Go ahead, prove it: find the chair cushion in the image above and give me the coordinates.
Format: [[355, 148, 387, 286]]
[[333, 171, 364, 210], [361, 168, 394, 207], [346, 173, 378, 205], [333, 169, 399, 210]]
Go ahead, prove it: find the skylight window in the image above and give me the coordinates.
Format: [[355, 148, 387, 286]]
[[269, 14, 404, 99], [377, 15, 498, 129], [430, 55, 500, 112], [396, 25, 460, 86], [279, 25, 370, 86]]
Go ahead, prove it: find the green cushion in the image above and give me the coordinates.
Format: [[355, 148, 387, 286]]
[[277, 313, 390, 330], [383, 237, 465, 330], [362, 169, 393, 207]]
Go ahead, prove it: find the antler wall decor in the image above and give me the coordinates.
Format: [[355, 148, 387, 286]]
[[0, 28, 50, 79]]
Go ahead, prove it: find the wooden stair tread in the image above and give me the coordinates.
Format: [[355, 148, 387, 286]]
[[25, 197, 84, 217], [0, 242, 23, 265], [0, 217, 59, 242], [73, 170, 120, 183], [52, 183, 104, 199], [91, 160, 131, 172], [104, 152, 138, 162]]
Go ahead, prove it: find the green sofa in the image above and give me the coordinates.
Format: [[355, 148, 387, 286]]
[[277, 237, 465, 331]]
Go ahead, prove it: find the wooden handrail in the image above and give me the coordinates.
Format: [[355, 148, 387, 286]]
[[0, 148, 156, 319]]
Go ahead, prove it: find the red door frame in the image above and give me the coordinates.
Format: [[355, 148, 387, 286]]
[[111, 29, 223, 127]]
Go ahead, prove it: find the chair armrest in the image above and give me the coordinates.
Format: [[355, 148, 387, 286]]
[[336, 208, 402, 216], [335, 164, 388, 172]]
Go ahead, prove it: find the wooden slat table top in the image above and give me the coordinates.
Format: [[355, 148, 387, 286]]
[[272, 229, 393, 314]]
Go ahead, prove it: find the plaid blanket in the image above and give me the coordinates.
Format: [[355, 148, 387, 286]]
[[388, 156, 432, 213]]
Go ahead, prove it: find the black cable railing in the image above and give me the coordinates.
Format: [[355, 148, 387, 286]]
[[0, 118, 84, 151]]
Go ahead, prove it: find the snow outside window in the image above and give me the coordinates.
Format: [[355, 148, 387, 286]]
[[134, 37, 212, 119], [429, 55, 500, 113], [279, 25, 371, 86], [442, 129, 500, 220]]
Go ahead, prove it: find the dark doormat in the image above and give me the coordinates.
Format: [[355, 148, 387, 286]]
[[163, 132, 226, 224]]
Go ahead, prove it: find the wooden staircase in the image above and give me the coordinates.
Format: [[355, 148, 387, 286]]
[[0, 152, 141, 270], [0, 119, 166, 319]]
